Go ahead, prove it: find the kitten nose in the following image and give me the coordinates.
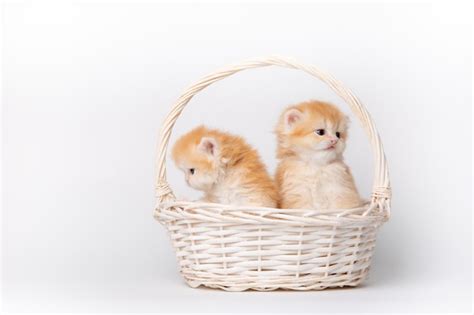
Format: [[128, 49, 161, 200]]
[[329, 137, 338, 144]]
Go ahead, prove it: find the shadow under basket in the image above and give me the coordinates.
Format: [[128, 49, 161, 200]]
[[154, 56, 391, 291]]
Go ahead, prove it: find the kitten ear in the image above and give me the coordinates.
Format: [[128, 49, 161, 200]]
[[198, 137, 219, 157], [284, 108, 303, 131]]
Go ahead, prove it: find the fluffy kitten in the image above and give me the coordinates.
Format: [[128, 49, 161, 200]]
[[172, 126, 278, 207], [275, 100, 361, 209]]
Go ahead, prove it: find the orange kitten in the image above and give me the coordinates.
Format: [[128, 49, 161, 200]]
[[275, 100, 361, 209], [172, 126, 278, 207]]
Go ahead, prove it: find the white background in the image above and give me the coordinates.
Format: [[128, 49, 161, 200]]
[[2, 1, 472, 313]]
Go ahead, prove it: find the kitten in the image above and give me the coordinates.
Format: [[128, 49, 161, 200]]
[[275, 100, 361, 209], [172, 126, 278, 207]]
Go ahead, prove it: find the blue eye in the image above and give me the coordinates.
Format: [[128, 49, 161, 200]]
[[315, 129, 325, 136], [189, 168, 195, 175]]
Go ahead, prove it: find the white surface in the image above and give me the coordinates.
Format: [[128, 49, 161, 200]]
[[2, 1, 472, 313]]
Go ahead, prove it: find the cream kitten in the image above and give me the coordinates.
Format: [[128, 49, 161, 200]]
[[275, 100, 361, 209], [172, 126, 278, 207]]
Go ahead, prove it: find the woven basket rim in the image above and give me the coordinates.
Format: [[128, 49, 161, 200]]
[[155, 200, 388, 228]]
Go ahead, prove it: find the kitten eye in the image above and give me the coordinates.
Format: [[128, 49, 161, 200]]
[[335, 132, 341, 138], [315, 129, 325, 136], [189, 168, 195, 175]]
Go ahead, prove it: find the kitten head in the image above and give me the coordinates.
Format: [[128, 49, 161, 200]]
[[172, 126, 224, 191], [275, 100, 349, 164]]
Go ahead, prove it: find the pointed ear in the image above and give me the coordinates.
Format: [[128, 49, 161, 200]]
[[283, 108, 303, 131], [198, 137, 218, 156]]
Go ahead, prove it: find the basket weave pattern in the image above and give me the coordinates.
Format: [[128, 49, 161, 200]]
[[154, 57, 391, 291]]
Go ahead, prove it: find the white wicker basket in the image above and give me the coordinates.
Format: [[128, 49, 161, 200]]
[[154, 56, 391, 291]]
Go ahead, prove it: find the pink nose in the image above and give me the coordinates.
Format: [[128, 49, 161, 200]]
[[329, 137, 338, 144]]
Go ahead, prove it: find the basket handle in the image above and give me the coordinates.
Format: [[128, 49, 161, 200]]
[[155, 56, 391, 211]]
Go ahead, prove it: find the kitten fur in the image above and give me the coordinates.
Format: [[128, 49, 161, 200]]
[[275, 100, 361, 209], [172, 126, 278, 207]]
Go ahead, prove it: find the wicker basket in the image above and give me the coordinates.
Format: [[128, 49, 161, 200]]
[[154, 56, 391, 291]]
